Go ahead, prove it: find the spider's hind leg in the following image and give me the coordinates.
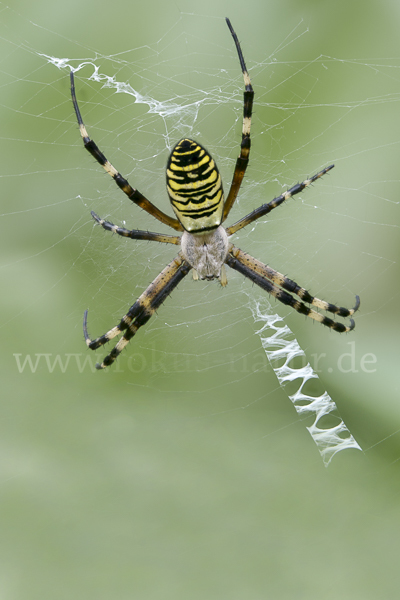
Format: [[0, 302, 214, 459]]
[[70, 71, 183, 232], [222, 19, 254, 222]]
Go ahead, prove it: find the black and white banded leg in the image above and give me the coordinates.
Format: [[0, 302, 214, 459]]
[[84, 254, 192, 369], [70, 71, 183, 232], [90, 211, 181, 245], [226, 165, 334, 236], [222, 18, 254, 222], [226, 245, 359, 332]]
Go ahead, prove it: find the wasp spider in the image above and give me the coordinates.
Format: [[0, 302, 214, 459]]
[[71, 18, 360, 370]]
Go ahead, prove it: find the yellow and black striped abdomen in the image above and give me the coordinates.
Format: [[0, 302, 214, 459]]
[[166, 139, 224, 233]]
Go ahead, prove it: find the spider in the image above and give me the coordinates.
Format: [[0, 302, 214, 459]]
[[71, 18, 360, 370]]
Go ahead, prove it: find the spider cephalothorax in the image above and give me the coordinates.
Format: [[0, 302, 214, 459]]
[[71, 18, 359, 370]]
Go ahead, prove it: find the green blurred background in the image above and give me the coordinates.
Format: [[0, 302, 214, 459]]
[[1, 0, 400, 598]]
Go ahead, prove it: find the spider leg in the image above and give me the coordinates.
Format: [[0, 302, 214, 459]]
[[70, 71, 183, 232], [226, 245, 359, 332], [226, 165, 334, 236], [83, 253, 192, 369], [222, 18, 254, 222], [91, 211, 181, 245]]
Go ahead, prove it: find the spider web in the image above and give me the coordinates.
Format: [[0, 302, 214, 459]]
[[2, 4, 399, 467]]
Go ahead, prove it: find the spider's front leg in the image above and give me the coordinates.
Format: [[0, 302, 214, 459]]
[[226, 245, 359, 332], [84, 254, 192, 369]]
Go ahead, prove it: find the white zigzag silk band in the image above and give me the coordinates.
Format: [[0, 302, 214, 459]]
[[252, 301, 362, 466]]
